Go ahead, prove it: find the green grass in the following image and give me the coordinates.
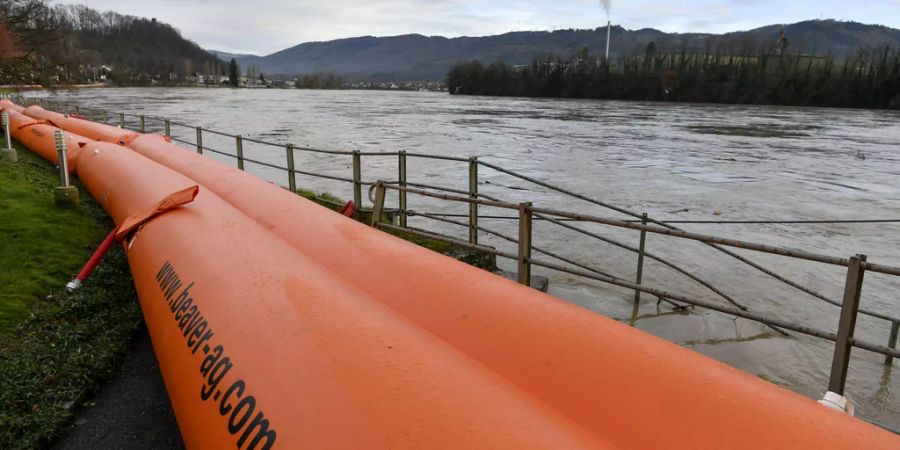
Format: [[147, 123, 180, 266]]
[[296, 188, 345, 207], [0, 144, 107, 330], [0, 142, 142, 450]]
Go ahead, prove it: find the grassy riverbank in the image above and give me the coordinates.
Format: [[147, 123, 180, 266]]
[[0, 145, 142, 450]]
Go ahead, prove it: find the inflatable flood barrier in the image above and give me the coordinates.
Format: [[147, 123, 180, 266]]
[[1, 98, 25, 114], [1, 109, 89, 169], [8, 100, 900, 449], [22, 104, 138, 145]]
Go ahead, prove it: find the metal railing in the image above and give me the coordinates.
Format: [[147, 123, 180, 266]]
[[27, 96, 900, 407], [370, 182, 900, 395]]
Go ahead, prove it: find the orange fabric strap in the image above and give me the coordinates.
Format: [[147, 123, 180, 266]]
[[116, 185, 199, 241]]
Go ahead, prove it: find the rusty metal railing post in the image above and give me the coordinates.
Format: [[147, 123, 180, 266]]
[[139, 115, 146, 132], [164, 119, 171, 137], [371, 181, 387, 227], [634, 212, 648, 306], [118, 112, 125, 128], [828, 254, 866, 396], [285, 144, 296, 192], [468, 157, 478, 244], [195, 126, 203, 154], [886, 320, 900, 366], [352, 150, 362, 207], [398, 150, 408, 227], [235, 135, 244, 170], [518, 202, 533, 286]]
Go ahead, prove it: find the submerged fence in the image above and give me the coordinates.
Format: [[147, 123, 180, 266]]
[[26, 96, 900, 420]]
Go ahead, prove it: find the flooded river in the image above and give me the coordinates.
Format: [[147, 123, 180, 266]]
[[30, 87, 900, 428]]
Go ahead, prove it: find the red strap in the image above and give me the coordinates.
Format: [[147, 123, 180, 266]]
[[17, 119, 54, 130], [338, 201, 355, 217], [116, 185, 199, 241], [75, 228, 118, 281]]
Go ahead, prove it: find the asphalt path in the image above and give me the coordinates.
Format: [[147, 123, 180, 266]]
[[53, 326, 184, 450]]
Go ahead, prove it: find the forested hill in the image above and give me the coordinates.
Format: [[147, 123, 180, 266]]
[[0, 2, 220, 85], [221, 20, 900, 81]]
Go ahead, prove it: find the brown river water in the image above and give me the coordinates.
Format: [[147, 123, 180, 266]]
[[28, 88, 900, 428]]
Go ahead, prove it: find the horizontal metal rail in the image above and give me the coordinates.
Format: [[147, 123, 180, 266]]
[[410, 209, 687, 309], [406, 201, 785, 333], [386, 184, 900, 276], [378, 180, 900, 347], [405, 212, 900, 225], [534, 213, 751, 310], [390, 183, 899, 325], [410, 210, 619, 280], [375, 220, 900, 360], [529, 258, 900, 359], [475, 160, 860, 311], [404, 203, 757, 313]]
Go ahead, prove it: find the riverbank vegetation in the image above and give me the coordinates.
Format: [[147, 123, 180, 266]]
[[447, 45, 900, 109], [0, 144, 142, 450]]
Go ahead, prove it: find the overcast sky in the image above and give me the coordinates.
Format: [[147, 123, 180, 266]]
[[66, 0, 900, 55]]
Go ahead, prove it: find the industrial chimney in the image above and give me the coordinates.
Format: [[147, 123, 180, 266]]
[[605, 20, 611, 60]]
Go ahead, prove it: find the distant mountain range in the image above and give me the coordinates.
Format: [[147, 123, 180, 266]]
[[208, 50, 261, 63], [212, 20, 900, 81]]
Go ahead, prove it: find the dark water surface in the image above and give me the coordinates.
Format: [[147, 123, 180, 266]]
[[32, 88, 900, 428]]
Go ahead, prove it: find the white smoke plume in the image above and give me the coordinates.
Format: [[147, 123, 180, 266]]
[[599, 0, 611, 17]]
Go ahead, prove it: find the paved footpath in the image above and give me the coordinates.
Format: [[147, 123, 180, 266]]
[[54, 326, 184, 450]]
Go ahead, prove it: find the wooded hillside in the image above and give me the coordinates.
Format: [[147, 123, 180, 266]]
[[0, 1, 219, 85]]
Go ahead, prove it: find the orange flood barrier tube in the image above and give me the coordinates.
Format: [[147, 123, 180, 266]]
[[6, 109, 35, 129], [1, 98, 25, 113], [71, 141, 611, 449], [6, 110, 89, 169], [124, 134, 900, 449], [22, 104, 138, 145]]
